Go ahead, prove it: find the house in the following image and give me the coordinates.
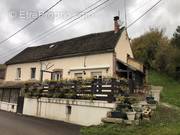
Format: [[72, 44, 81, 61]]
[[0, 64, 6, 80], [0, 17, 145, 125], [5, 16, 144, 88]]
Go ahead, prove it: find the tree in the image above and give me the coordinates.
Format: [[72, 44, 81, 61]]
[[153, 45, 176, 74], [131, 26, 180, 78], [131, 28, 169, 69], [171, 26, 180, 49], [0, 64, 6, 69]]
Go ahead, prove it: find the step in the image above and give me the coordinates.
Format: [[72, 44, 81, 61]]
[[101, 118, 123, 124]]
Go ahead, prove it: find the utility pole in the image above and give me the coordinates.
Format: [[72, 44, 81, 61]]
[[124, 0, 127, 28]]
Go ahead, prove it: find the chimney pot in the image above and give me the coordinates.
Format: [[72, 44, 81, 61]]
[[114, 16, 119, 21], [114, 16, 120, 33]]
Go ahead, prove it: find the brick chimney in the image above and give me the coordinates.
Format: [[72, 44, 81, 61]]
[[114, 16, 120, 33]]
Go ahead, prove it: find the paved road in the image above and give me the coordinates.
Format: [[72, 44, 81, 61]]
[[0, 111, 80, 135]]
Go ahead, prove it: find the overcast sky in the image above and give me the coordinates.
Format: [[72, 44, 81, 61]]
[[0, 0, 179, 63]]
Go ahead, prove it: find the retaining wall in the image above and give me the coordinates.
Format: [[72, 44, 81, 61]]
[[0, 101, 17, 112], [23, 98, 115, 126]]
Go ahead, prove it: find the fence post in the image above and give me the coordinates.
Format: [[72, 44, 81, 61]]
[[107, 78, 115, 103], [98, 79, 102, 93], [91, 79, 96, 94], [74, 80, 77, 93], [112, 78, 115, 95]]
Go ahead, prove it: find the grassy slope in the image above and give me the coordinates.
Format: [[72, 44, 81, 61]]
[[81, 71, 180, 135], [81, 106, 180, 135], [148, 70, 180, 107]]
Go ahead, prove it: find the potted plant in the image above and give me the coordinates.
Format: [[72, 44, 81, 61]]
[[146, 96, 158, 110], [116, 96, 125, 104], [126, 110, 136, 121], [65, 90, 76, 99]]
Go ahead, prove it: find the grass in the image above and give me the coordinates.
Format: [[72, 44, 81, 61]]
[[81, 106, 180, 135], [148, 70, 180, 107], [81, 70, 180, 135]]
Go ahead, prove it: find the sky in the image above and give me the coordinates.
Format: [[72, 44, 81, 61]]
[[0, 0, 179, 63]]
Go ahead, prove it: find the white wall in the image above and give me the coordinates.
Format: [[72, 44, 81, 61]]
[[5, 53, 114, 81], [23, 98, 115, 126], [0, 101, 17, 112]]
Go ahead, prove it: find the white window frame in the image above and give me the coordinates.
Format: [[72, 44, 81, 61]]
[[74, 72, 83, 80], [52, 70, 63, 81], [91, 71, 102, 79]]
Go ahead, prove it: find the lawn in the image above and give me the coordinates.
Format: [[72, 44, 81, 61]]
[[148, 70, 180, 107], [81, 106, 180, 135], [81, 71, 180, 135]]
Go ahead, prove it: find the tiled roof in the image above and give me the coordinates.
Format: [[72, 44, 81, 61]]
[[6, 28, 124, 65]]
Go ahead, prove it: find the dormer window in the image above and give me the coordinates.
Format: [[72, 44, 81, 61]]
[[49, 44, 55, 48]]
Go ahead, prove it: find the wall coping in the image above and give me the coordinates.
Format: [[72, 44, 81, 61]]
[[151, 85, 163, 91], [25, 97, 116, 109]]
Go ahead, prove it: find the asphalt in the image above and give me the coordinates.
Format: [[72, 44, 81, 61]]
[[0, 110, 80, 135]]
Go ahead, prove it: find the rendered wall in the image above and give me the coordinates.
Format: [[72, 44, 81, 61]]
[[5, 53, 114, 81], [115, 31, 134, 63], [23, 98, 115, 126], [0, 101, 17, 112]]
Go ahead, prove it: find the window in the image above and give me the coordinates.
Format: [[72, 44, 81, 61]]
[[16, 68, 21, 80], [91, 72, 102, 79], [52, 71, 63, 81], [10, 89, 19, 103], [31, 68, 36, 79], [74, 73, 83, 80], [2, 89, 10, 102]]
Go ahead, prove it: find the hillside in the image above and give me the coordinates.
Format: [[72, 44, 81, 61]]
[[148, 70, 180, 107]]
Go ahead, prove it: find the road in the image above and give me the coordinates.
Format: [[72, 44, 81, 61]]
[[0, 110, 80, 135]]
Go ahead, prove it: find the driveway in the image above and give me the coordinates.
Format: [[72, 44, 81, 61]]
[[0, 110, 80, 135]]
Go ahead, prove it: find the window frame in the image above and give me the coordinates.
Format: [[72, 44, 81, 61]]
[[16, 68, 21, 80], [51, 70, 63, 81], [31, 68, 36, 80], [91, 71, 102, 79], [74, 72, 83, 80]]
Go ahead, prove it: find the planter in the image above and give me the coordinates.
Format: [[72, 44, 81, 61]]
[[126, 112, 136, 121], [149, 104, 157, 110], [110, 111, 127, 119]]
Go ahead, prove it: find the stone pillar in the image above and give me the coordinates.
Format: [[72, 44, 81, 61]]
[[150, 86, 163, 102]]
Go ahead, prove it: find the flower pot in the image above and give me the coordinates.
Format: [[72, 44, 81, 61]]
[[126, 112, 136, 121]]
